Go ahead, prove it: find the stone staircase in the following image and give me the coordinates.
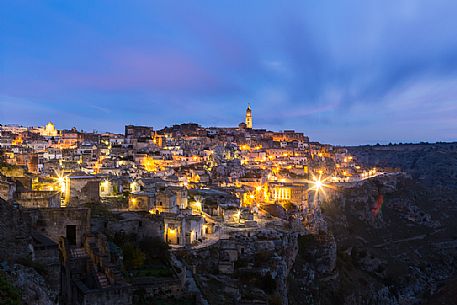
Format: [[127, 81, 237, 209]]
[[96, 272, 109, 289]]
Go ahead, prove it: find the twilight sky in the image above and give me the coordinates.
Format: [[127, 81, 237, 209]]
[[1, 0, 457, 145]]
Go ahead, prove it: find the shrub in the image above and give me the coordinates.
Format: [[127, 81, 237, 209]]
[[123, 243, 146, 270], [139, 237, 170, 262], [0, 272, 21, 305]]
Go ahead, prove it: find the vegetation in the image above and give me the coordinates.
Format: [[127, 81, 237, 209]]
[[132, 265, 172, 278], [112, 233, 171, 272], [123, 243, 146, 269], [139, 236, 170, 262], [0, 271, 21, 305]]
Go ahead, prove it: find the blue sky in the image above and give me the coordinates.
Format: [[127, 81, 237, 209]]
[[1, 0, 457, 145]]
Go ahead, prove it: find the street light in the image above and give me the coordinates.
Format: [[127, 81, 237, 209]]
[[314, 180, 322, 191], [305, 172, 335, 208]]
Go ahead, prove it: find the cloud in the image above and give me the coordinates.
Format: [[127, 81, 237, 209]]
[[1, 1, 457, 143]]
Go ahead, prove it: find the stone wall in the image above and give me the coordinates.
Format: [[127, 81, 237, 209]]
[[0, 198, 32, 261], [16, 190, 60, 208], [0, 178, 16, 202], [91, 212, 163, 240], [68, 177, 101, 206], [28, 208, 91, 247]]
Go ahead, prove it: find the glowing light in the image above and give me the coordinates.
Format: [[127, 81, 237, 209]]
[[149, 209, 158, 215], [256, 186, 262, 192], [54, 172, 68, 193], [12, 135, 23, 146], [142, 156, 163, 172], [130, 198, 137, 207], [305, 171, 335, 196], [191, 198, 203, 214], [130, 182, 138, 192], [249, 194, 255, 199]]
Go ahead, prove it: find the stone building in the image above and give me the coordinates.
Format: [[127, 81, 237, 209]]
[[91, 212, 163, 241], [32, 231, 60, 289], [59, 233, 132, 305], [0, 198, 62, 289], [154, 188, 179, 214], [128, 192, 154, 211], [268, 182, 308, 206], [245, 104, 253, 129], [29, 207, 91, 246], [164, 213, 205, 246], [0, 175, 16, 201], [0, 198, 32, 261], [129, 268, 185, 300], [66, 175, 101, 206], [16, 190, 61, 208], [124, 125, 153, 141], [99, 178, 124, 198]]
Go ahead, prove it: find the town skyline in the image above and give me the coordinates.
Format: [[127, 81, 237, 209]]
[[2, 112, 455, 147], [2, 2, 457, 304]]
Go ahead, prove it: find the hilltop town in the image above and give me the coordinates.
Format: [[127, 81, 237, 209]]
[[0, 106, 402, 305]]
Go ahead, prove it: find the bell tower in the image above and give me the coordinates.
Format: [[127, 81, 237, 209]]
[[245, 104, 252, 129]]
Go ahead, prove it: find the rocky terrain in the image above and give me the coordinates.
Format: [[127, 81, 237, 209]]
[[336, 143, 457, 304], [186, 143, 457, 305], [2, 142, 457, 305]]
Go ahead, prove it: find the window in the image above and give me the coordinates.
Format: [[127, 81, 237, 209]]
[[66, 225, 77, 246]]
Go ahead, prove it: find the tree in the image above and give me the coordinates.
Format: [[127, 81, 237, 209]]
[[139, 237, 170, 262], [123, 243, 145, 270]]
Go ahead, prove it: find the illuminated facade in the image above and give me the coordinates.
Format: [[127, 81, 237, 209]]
[[271, 186, 291, 201], [164, 215, 205, 246], [43, 122, 58, 137], [245, 104, 252, 129]]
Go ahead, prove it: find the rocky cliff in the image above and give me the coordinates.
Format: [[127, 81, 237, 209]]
[[288, 166, 457, 305]]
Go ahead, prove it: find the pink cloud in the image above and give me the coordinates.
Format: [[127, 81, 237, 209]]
[[59, 48, 225, 93]]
